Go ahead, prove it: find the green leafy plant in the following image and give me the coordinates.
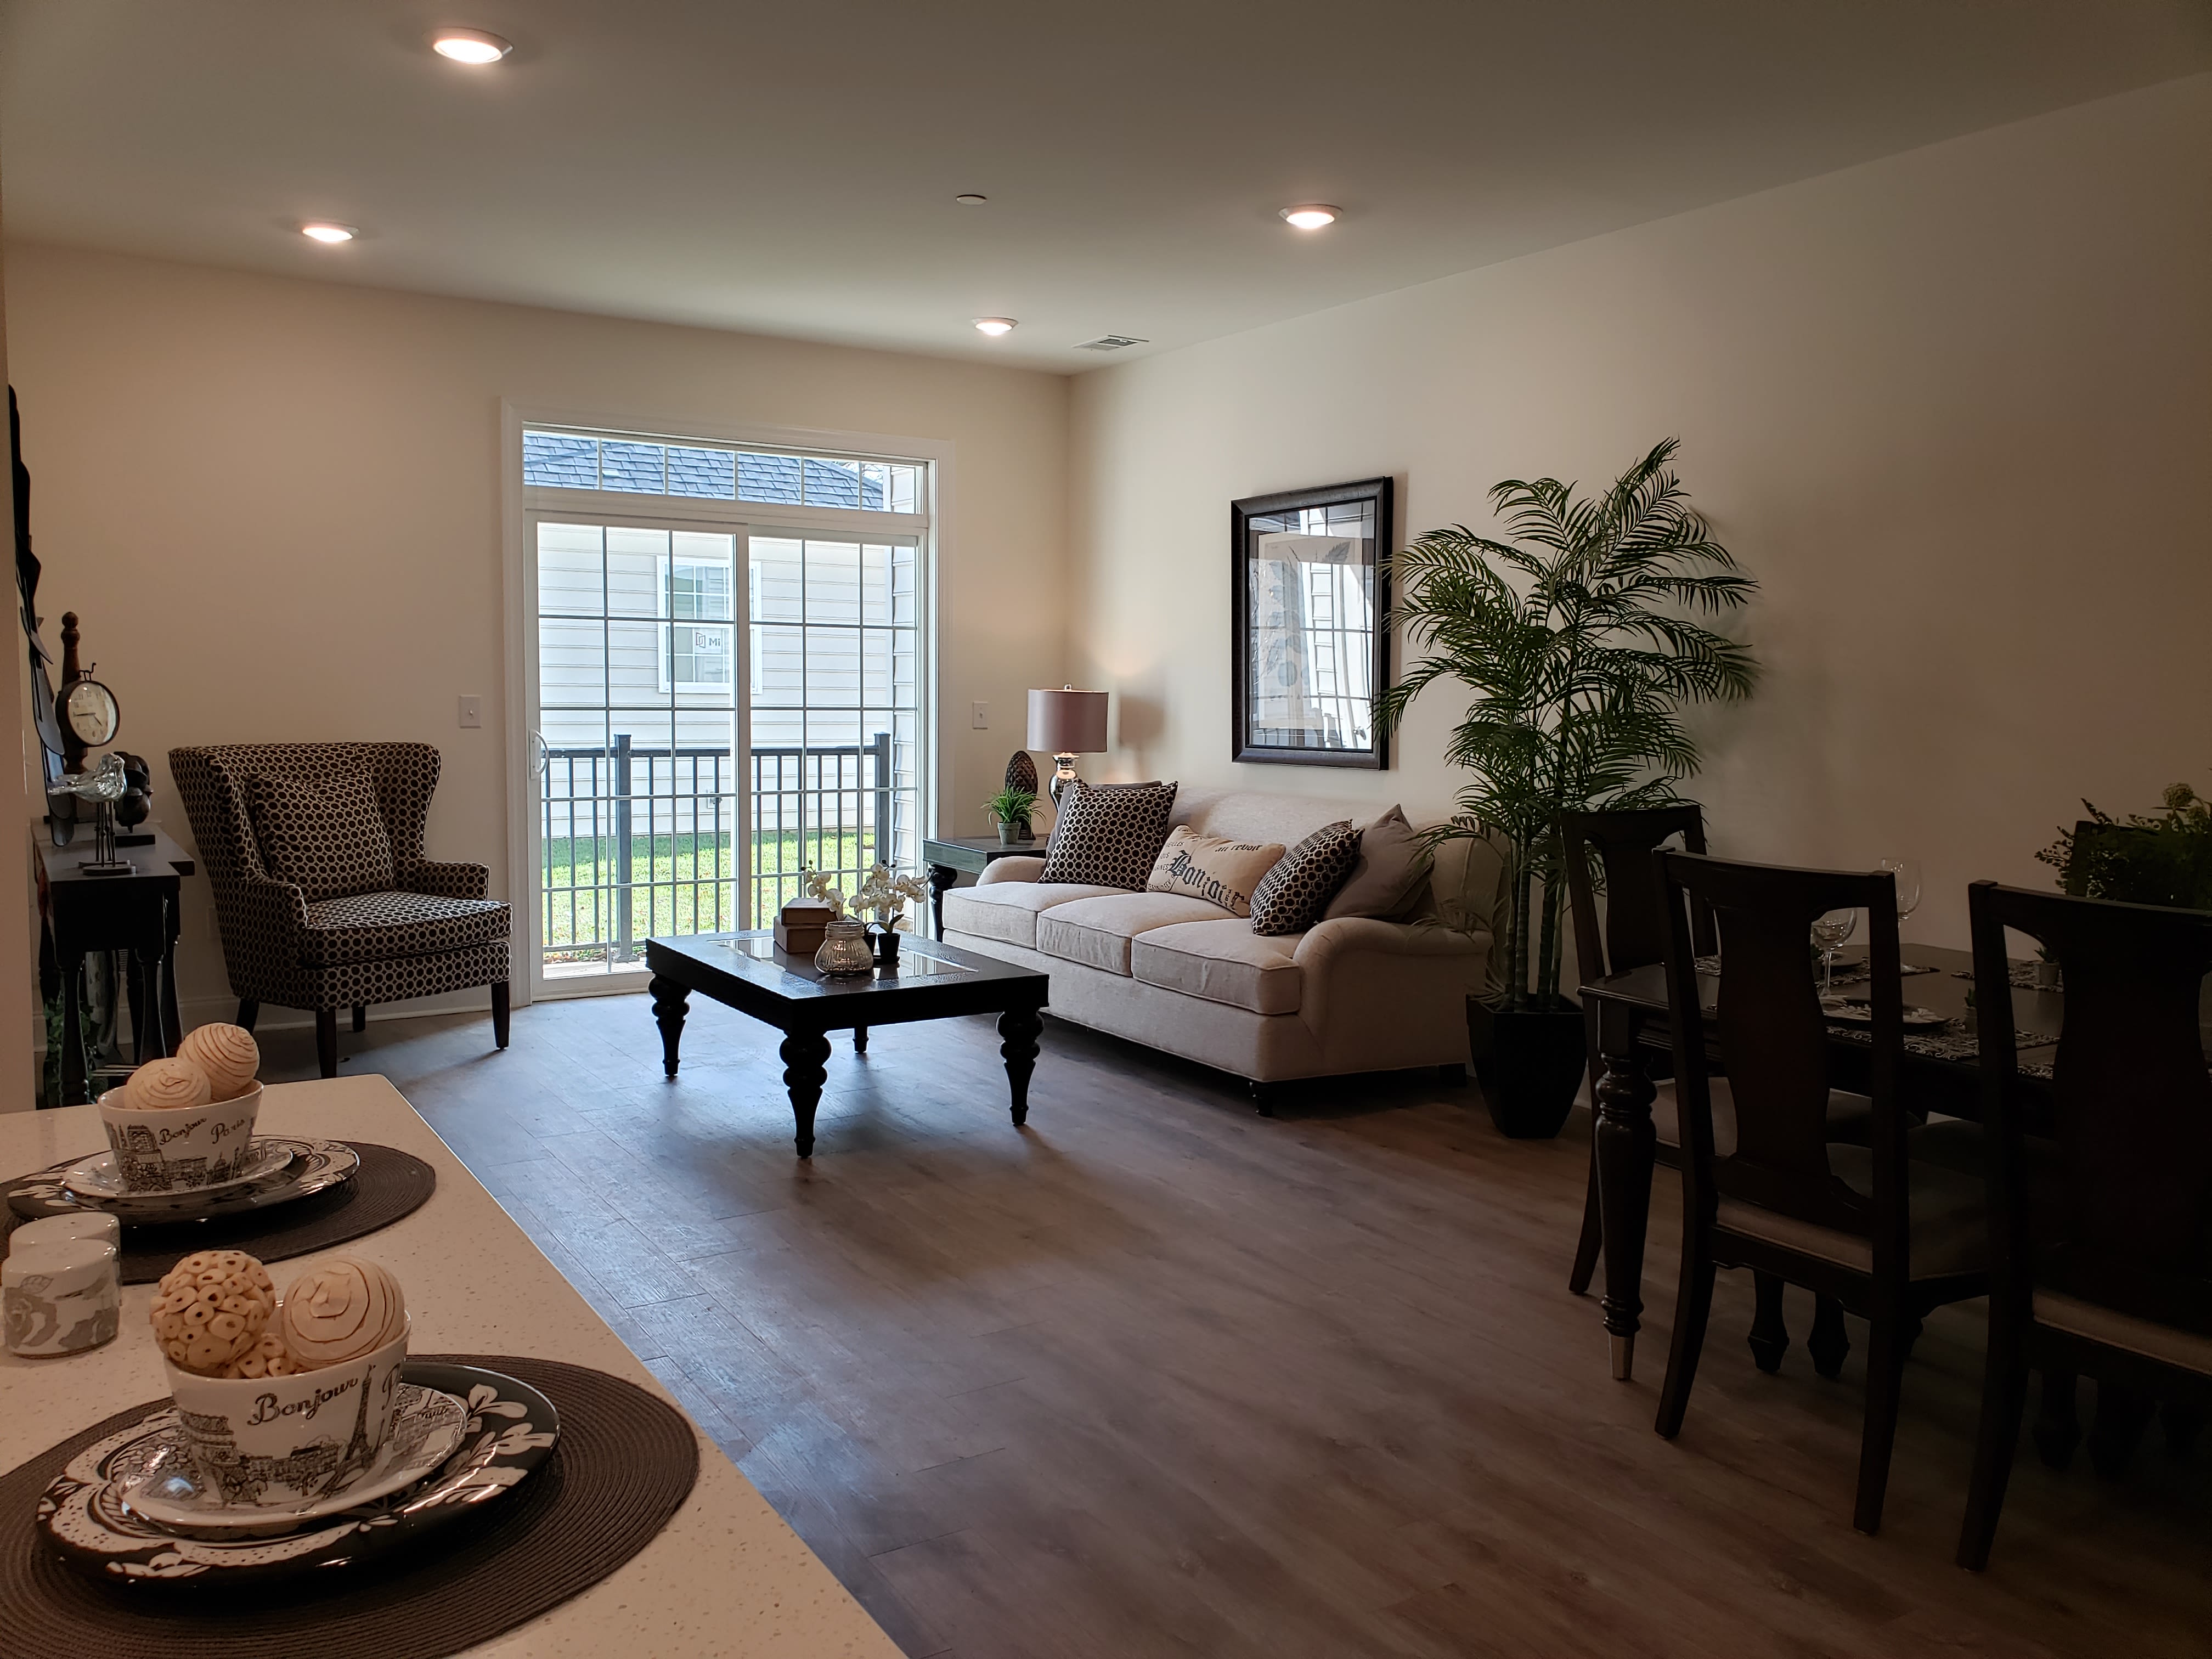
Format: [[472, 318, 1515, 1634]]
[[984, 786, 1037, 827], [1376, 438, 1758, 1011], [2036, 778, 2212, 910]]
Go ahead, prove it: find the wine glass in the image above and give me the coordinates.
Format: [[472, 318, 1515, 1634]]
[[1810, 908, 1857, 998], [1877, 857, 1922, 923]]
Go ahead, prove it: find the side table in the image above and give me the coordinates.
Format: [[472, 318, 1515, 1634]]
[[39, 827, 196, 1105], [922, 834, 1043, 938]]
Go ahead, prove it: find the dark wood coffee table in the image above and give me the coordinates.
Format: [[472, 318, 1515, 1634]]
[[643, 930, 1051, 1157]]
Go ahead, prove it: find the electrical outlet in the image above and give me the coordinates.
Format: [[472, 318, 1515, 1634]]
[[971, 700, 989, 729], [458, 695, 483, 729]]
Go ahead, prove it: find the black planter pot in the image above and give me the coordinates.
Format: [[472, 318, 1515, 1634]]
[[1468, 1001, 1587, 1139]]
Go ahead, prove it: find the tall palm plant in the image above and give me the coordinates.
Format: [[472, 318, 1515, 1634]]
[[1377, 438, 1757, 1011]]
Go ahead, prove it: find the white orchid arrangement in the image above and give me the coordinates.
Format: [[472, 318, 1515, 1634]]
[[851, 864, 929, 932], [802, 867, 847, 918]]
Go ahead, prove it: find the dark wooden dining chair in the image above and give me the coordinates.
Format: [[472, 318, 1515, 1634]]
[[1956, 881, 2212, 1570], [1652, 853, 1990, 1534], [1561, 806, 1711, 1296]]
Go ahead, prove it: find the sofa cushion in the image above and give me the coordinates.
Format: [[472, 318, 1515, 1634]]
[[245, 769, 397, 901], [1324, 805, 1433, 922], [300, 890, 511, 966], [1039, 780, 1179, 890], [1250, 821, 1361, 936], [1131, 919, 1304, 1014], [941, 881, 1120, 950], [1036, 893, 1232, 975], [1144, 826, 1283, 918]]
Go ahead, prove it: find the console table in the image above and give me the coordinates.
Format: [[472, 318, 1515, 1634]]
[[38, 826, 195, 1105]]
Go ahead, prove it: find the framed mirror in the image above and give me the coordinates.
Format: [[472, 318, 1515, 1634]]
[[1231, 476, 1392, 768]]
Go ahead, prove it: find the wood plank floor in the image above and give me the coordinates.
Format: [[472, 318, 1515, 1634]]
[[259, 996, 2212, 1658]]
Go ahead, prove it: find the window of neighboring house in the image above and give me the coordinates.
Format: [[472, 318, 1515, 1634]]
[[665, 558, 733, 690]]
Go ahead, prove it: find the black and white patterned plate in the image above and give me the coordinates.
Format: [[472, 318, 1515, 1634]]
[[36, 1362, 559, 1585], [61, 1137, 294, 1203], [7, 1137, 360, 1224]]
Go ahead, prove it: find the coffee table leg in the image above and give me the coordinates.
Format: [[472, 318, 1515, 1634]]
[[650, 976, 688, 1077], [780, 1028, 832, 1156], [998, 1005, 1043, 1126]]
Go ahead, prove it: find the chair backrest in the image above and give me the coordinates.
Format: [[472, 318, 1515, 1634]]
[[1561, 805, 1712, 984], [168, 743, 442, 900], [1657, 851, 1907, 1264], [1968, 881, 2212, 1336]]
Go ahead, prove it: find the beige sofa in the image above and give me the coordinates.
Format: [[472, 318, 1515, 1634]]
[[940, 787, 1496, 1109]]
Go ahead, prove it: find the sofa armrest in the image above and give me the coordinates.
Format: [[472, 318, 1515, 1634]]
[[399, 858, 492, 900], [1293, 916, 1492, 1052], [1291, 916, 1488, 972], [977, 856, 1046, 887]]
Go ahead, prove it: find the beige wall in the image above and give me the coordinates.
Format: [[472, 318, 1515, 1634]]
[[4, 247, 1069, 1026], [1068, 74, 2212, 954]]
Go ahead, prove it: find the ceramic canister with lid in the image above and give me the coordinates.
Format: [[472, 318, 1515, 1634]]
[[3, 1236, 121, 1357]]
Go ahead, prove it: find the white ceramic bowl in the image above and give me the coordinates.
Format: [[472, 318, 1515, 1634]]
[[163, 1320, 410, 1507], [97, 1081, 263, 1194]]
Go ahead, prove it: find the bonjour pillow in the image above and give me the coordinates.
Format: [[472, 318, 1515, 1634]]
[[245, 769, 396, 901], [1323, 805, 1435, 921], [1038, 781, 1180, 891], [1145, 827, 1284, 918], [1249, 821, 1362, 936]]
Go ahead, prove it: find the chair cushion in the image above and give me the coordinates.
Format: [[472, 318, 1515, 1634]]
[[2034, 1291, 2212, 1378], [1250, 821, 1361, 936], [1131, 919, 1304, 1014], [301, 890, 512, 966], [1650, 1080, 1873, 1158], [1039, 781, 1179, 891], [1323, 805, 1434, 922], [245, 769, 396, 901], [941, 881, 1120, 950], [1035, 893, 1233, 977], [1716, 1144, 1986, 1280], [1144, 826, 1283, 917]]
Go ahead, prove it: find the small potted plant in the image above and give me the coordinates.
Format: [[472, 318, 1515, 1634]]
[[984, 786, 1037, 847], [851, 864, 929, 968]]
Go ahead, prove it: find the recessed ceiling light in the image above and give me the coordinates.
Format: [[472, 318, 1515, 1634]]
[[1279, 205, 1340, 230], [300, 223, 358, 244], [954, 194, 988, 206], [973, 318, 1017, 336], [431, 27, 514, 64]]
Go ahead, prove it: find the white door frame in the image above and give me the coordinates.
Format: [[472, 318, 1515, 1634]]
[[499, 400, 951, 1006]]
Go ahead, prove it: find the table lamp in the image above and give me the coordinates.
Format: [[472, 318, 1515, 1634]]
[[1026, 687, 1109, 807]]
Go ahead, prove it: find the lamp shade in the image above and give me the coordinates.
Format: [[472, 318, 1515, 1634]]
[[1026, 688, 1108, 754]]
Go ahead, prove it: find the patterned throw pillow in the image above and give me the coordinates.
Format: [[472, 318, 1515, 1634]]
[[245, 769, 397, 901], [1145, 827, 1284, 918], [1038, 781, 1179, 891], [1249, 821, 1362, 936]]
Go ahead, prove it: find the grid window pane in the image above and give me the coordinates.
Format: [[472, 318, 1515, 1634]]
[[739, 453, 804, 505], [599, 442, 667, 493], [524, 435, 599, 488], [667, 447, 736, 499]]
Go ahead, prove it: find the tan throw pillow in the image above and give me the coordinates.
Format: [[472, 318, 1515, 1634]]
[[1323, 805, 1435, 921], [1145, 827, 1284, 917]]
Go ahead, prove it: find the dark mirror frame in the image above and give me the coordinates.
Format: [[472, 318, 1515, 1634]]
[[1229, 476, 1393, 769]]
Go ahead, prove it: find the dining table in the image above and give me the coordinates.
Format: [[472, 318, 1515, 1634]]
[[0, 1075, 902, 1657], [1582, 942, 2061, 1383]]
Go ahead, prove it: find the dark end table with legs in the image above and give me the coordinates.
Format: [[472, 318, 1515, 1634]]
[[922, 836, 1042, 938], [644, 930, 1050, 1156]]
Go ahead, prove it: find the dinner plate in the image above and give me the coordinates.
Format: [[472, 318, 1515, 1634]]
[[37, 1362, 560, 1585], [116, 1384, 469, 1536], [61, 1137, 294, 1203], [6, 1137, 360, 1225], [1820, 996, 1950, 1030]]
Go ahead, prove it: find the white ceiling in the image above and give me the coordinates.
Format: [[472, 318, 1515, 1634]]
[[3, 0, 2207, 371]]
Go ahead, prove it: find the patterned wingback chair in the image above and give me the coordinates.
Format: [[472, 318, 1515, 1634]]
[[168, 743, 511, 1076]]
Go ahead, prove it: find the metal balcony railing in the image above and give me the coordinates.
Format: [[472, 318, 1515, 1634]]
[[540, 733, 898, 967]]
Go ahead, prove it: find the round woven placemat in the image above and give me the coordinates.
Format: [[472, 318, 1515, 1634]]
[[1, 1144, 436, 1284], [0, 1353, 700, 1659]]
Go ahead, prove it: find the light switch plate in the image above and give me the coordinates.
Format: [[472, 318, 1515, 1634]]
[[971, 700, 989, 729], [458, 695, 483, 729]]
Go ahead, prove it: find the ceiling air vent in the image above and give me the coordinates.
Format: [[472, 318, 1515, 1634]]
[[1074, 335, 1149, 352]]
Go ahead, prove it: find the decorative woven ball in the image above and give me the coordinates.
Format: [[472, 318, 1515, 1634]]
[[220, 1331, 300, 1379], [150, 1249, 276, 1375], [278, 1256, 407, 1369], [1005, 750, 1039, 795], [177, 1022, 260, 1102], [122, 1055, 212, 1111]]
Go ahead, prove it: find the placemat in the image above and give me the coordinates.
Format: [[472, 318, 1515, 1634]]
[[0, 1353, 701, 1659], [1, 1145, 436, 1284]]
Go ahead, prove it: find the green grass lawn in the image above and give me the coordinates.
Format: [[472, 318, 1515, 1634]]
[[540, 833, 883, 958]]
